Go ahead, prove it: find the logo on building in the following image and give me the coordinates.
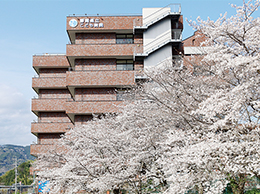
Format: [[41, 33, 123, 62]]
[[69, 19, 78, 28], [80, 18, 104, 28], [69, 18, 104, 28]]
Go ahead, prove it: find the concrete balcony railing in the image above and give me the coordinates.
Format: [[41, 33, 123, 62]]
[[30, 144, 65, 156], [66, 44, 143, 67], [67, 43, 142, 57], [66, 70, 135, 87], [32, 54, 69, 74], [32, 77, 67, 93], [31, 98, 67, 115], [66, 100, 123, 115], [31, 122, 74, 135]]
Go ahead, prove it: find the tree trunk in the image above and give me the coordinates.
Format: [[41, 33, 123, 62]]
[[113, 189, 120, 194], [230, 174, 246, 194], [194, 184, 204, 194], [198, 183, 204, 194]]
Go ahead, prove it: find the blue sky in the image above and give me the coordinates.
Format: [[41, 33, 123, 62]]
[[0, 0, 259, 146]]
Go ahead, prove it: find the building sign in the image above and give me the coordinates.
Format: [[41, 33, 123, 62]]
[[69, 18, 104, 28], [69, 19, 78, 28]]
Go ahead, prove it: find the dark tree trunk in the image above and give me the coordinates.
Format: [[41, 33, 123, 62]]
[[230, 174, 246, 194], [113, 189, 120, 194]]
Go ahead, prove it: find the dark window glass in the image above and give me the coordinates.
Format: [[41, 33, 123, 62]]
[[116, 60, 134, 70], [116, 34, 134, 44]]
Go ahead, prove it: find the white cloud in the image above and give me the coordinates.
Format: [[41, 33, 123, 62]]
[[0, 83, 36, 146]]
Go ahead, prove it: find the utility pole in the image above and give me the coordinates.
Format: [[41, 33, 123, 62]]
[[15, 158, 17, 194], [33, 171, 36, 193]]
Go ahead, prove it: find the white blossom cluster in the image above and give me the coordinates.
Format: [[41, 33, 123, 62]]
[[35, 1, 260, 194]]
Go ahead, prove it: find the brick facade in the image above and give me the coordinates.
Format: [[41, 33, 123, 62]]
[[38, 112, 71, 123], [31, 122, 73, 134], [183, 31, 207, 47], [32, 98, 66, 113], [66, 44, 143, 57], [31, 9, 183, 157], [39, 89, 70, 99], [182, 31, 209, 72], [66, 70, 135, 87], [74, 88, 116, 101], [39, 68, 67, 77], [66, 16, 142, 31], [74, 115, 93, 126], [75, 59, 116, 70], [75, 33, 116, 44], [33, 55, 69, 73]]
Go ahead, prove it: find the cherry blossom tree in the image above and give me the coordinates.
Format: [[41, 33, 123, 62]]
[[142, 60, 228, 194], [35, 1, 260, 194], [159, 1, 260, 193], [35, 100, 171, 194]]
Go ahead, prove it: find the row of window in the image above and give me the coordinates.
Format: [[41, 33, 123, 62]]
[[116, 34, 134, 44], [73, 58, 184, 71], [81, 31, 180, 44], [116, 60, 134, 70], [70, 60, 135, 71]]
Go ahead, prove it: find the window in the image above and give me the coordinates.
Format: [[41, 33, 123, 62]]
[[192, 39, 195, 46], [172, 30, 182, 40], [172, 56, 183, 69], [116, 88, 134, 101], [193, 65, 213, 76], [116, 60, 134, 70], [116, 34, 134, 44]]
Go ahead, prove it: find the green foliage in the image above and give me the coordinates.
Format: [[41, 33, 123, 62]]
[[223, 176, 260, 194], [223, 183, 233, 194], [0, 160, 34, 186], [223, 185, 260, 194], [0, 144, 35, 176], [0, 169, 15, 185], [223, 189, 260, 194], [141, 178, 168, 193], [245, 188, 260, 194]]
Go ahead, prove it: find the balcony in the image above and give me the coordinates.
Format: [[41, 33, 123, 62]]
[[32, 77, 67, 93], [65, 100, 123, 122], [66, 100, 122, 114], [30, 144, 65, 156], [66, 70, 135, 96], [31, 122, 74, 135], [31, 98, 67, 115], [66, 44, 143, 67], [32, 54, 69, 74]]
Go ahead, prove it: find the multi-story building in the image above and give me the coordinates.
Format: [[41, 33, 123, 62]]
[[31, 4, 183, 156]]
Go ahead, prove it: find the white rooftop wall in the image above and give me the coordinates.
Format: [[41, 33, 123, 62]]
[[184, 47, 210, 55]]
